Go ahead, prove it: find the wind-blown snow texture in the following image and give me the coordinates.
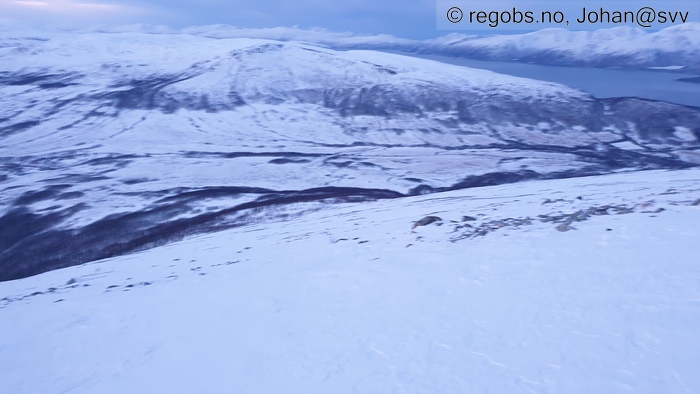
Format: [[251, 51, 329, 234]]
[[1, 30, 699, 280], [2, 169, 700, 393]]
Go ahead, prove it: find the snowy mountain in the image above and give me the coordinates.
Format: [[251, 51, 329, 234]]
[[54, 22, 700, 71], [2, 168, 700, 393], [1, 29, 699, 281], [418, 23, 700, 71]]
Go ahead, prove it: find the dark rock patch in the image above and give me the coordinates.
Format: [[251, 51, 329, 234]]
[[412, 215, 442, 230]]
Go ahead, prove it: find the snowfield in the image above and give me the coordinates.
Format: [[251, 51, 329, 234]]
[[2, 169, 700, 393]]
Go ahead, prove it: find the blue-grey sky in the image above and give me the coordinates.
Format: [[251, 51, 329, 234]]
[[2, 0, 695, 37], [0, 0, 441, 38]]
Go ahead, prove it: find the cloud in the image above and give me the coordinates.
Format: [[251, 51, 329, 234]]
[[0, 0, 439, 38], [0, 0, 169, 27], [8, 0, 125, 13]]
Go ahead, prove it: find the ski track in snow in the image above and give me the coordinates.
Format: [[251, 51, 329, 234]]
[[1, 169, 700, 393]]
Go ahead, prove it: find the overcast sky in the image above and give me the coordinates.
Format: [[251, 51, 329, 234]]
[[2, 0, 695, 38], [0, 0, 442, 38]]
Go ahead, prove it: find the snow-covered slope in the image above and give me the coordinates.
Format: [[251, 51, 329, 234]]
[[422, 23, 700, 71], [1, 30, 699, 280], [54, 22, 700, 71], [2, 169, 700, 393]]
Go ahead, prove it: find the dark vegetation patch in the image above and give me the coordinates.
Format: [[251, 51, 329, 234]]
[[323, 85, 421, 117], [82, 154, 142, 166], [15, 185, 73, 205], [450, 169, 542, 190], [43, 174, 111, 183], [0, 120, 41, 137], [154, 186, 275, 204], [121, 178, 154, 185], [100, 74, 246, 113], [0, 204, 86, 260], [0, 186, 404, 282], [0, 71, 81, 87], [38, 82, 77, 89], [326, 160, 353, 168], [55, 191, 85, 200], [678, 77, 700, 84], [181, 151, 323, 159], [600, 98, 700, 144], [268, 158, 311, 164], [406, 142, 696, 197]]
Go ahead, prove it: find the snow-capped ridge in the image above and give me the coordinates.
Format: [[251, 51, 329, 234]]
[[4, 21, 697, 70]]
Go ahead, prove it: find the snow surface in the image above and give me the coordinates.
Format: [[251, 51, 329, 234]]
[[2, 168, 700, 393], [2, 21, 698, 70]]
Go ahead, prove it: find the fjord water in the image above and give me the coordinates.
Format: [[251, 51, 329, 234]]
[[407, 53, 700, 107]]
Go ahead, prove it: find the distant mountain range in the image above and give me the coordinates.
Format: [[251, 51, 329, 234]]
[[24, 22, 699, 72]]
